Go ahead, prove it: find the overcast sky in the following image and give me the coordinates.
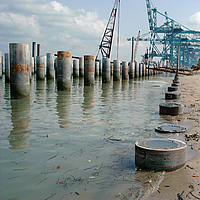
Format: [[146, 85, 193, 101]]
[[0, 0, 200, 62]]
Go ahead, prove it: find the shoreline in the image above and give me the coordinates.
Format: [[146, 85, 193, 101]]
[[146, 72, 200, 200]]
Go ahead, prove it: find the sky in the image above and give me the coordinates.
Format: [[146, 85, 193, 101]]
[[0, 0, 200, 62]]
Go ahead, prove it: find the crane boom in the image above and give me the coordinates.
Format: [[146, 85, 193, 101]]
[[146, 0, 153, 30], [133, 31, 140, 62], [96, 0, 119, 60]]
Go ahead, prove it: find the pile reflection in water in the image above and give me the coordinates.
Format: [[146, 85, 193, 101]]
[[8, 97, 31, 149]]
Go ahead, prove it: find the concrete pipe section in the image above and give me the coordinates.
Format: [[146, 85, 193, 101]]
[[155, 125, 188, 133], [95, 60, 99, 76], [159, 102, 184, 116], [173, 80, 179, 84], [9, 43, 30, 99], [0, 51, 2, 78], [174, 74, 179, 82], [73, 59, 79, 78], [102, 58, 110, 83], [99, 60, 102, 76], [30, 57, 34, 75], [129, 62, 134, 79], [113, 60, 121, 81], [57, 51, 72, 90], [135, 138, 187, 171], [134, 62, 139, 78], [155, 124, 188, 133], [46, 53, 55, 80], [122, 61, 128, 79], [171, 83, 180, 87], [168, 86, 179, 92], [84, 55, 95, 86], [5, 53, 10, 83], [165, 92, 180, 100], [79, 57, 84, 77], [36, 56, 46, 80]]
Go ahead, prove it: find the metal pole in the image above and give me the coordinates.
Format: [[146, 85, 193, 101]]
[[0, 51, 2, 78], [46, 53, 55, 80], [95, 60, 99, 76], [5, 53, 10, 83], [79, 57, 84, 77], [73, 59, 79, 78], [131, 37, 134, 62], [177, 46, 180, 73], [37, 44, 40, 56], [117, 0, 120, 60], [32, 42, 36, 57]]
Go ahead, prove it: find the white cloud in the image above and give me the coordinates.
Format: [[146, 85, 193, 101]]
[[0, 12, 40, 37], [188, 12, 200, 31], [50, 1, 63, 12], [0, 0, 107, 56], [12, 0, 34, 2], [50, 1, 73, 15], [59, 31, 71, 41], [74, 12, 106, 36], [76, 8, 85, 13]]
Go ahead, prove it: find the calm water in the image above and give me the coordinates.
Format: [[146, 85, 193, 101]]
[[0, 74, 173, 200]]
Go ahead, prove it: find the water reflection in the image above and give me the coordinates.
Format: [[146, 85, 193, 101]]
[[101, 82, 111, 104], [129, 79, 136, 100], [46, 79, 55, 93], [72, 77, 79, 95], [8, 98, 31, 149], [4, 82, 10, 100], [79, 77, 84, 87], [36, 80, 46, 98], [56, 89, 72, 129], [82, 85, 94, 115], [46, 79, 56, 112], [122, 79, 129, 99], [113, 80, 121, 102]]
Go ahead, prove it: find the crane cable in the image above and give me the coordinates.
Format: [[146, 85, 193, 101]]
[[117, 0, 120, 60]]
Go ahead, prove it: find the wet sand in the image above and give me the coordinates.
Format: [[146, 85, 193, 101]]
[[146, 72, 200, 200]]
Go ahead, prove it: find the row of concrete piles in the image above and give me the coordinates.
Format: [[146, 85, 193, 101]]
[[135, 75, 188, 172], [159, 74, 184, 116], [0, 42, 162, 99]]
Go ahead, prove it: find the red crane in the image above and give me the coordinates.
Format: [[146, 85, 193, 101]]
[[133, 31, 140, 62]]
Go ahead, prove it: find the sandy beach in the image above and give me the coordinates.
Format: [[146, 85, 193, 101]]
[[146, 72, 200, 200]]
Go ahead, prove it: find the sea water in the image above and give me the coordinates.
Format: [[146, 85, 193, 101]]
[[0, 74, 174, 200]]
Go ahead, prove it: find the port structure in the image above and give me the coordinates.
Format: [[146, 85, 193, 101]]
[[129, 0, 200, 68], [146, 0, 200, 67], [96, 0, 120, 60]]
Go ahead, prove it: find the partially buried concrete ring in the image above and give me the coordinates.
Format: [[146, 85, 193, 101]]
[[135, 138, 187, 171], [159, 102, 184, 116], [155, 125, 188, 133]]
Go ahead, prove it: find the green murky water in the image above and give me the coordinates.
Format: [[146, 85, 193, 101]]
[[0, 74, 173, 200], [145, 140, 178, 149]]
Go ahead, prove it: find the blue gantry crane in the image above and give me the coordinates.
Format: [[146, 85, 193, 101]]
[[145, 0, 200, 67], [128, 0, 200, 68]]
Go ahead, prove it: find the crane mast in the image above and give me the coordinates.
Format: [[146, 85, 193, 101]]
[[146, 0, 153, 31], [133, 31, 140, 62], [96, 0, 119, 60]]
